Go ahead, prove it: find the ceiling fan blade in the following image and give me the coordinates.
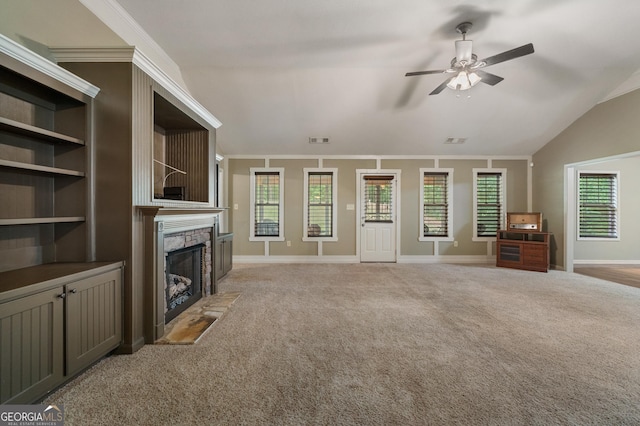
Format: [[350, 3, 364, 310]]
[[429, 77, 455, 95], [474, 70, 504, 86], [479, 43, 534, 67], [405, 69, 447, 77]]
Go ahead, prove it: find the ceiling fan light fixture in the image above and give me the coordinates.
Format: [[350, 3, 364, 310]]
[[446, 71, 482, 91], [455, 40, 473, 63]]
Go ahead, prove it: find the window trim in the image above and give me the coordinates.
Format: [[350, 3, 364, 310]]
[[250, 167, 285, 241], [577, 170, 620, 241], [419, 168, 454, 242], [303, 168, 338, 242], [473, 168, 507, 241]]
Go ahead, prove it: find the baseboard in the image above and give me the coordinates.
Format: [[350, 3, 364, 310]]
[[573, 260, 640, 265], [397, 255, 495, 264], [115, 336, 146, 354], [234, 255, 359, 264], [234, 255, 496, 264]]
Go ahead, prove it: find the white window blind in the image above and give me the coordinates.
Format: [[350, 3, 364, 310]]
[[579, 172, 618, 238], [254, 172, 280, 237], [476, 172, 503, 237], [307, 172, 333, 237], [364, 176, 393, 222], [423, 172, 449, 237]]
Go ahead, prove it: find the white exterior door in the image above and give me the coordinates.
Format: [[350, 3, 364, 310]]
[[359, 174, 396, 262]]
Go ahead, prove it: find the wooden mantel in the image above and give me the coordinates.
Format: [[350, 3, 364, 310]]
[[139, 206, 227, 217]]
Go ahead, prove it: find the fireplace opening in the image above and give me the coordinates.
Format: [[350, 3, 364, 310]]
[[165, 243, 204, 323]]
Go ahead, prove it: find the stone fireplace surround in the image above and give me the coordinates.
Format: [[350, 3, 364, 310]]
[[140, 207, 224, 342]]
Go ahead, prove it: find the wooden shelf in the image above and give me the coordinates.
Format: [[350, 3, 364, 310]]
[[0, 116, 84, 145], [0, 217, 85, 226], [0, 159, 84, 177]]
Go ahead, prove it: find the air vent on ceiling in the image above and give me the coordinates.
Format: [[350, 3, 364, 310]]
[[444, 137, 467, 145], [309, 137, 330, 144]]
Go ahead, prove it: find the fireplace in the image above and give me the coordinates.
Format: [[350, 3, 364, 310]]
[[165, 243, 204, 323], [140, 207, 224, 343]]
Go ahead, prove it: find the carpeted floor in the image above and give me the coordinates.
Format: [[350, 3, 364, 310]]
[[45, 263, 640, 425]]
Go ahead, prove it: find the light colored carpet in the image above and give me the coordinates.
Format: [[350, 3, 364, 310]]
[[45, 263, 640, 425]]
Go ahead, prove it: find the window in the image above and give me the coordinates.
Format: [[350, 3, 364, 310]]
[[363, 176, 394, 222], [303, 169, 337, 240], [250, 168, 284, 240], [420, 169, 453, 240], [578, 172, 619, 239], [474, 169, 506, 239]]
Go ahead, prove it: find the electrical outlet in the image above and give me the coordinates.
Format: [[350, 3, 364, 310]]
[[234, 204, 238, 210], [287, 240, 291, 247], [454, 241, 458, 247]]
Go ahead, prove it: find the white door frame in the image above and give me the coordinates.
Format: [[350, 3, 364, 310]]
[[564, 150, 640, 272], [356, 169, 401, 262]]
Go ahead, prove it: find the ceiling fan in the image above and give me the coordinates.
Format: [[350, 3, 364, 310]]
[[405, 22, 534, 95]]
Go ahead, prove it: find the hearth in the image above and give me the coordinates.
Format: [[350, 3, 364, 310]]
[[165, 243, 204, 323]]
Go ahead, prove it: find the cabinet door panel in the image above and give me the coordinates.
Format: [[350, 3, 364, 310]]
[[0, 287, 64, 404], [523, 245, 546, 265], [65, 269, 122, 376]]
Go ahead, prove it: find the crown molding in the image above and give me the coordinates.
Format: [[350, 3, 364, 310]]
[[79, 0, 184, 87], [51, 47, 222, 129], [0, 34, 100, 98]]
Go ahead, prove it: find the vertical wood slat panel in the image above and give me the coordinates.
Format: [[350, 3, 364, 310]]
[[131, 66, 154, 206], [66, 268, 121, 377], [74, 283, 116, 355], [166, 130, 208, 202], [0, 288, 62, 404]]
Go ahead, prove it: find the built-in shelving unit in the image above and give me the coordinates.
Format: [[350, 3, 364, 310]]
[[0, 35, 98, 271], [0, 35, 124, 405]]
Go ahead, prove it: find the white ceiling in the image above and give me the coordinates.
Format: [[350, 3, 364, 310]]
[[6, 0, 640, 156]]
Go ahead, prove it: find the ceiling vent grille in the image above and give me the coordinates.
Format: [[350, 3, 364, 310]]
[[309, 137, 330, 144], [444, 137, 467, 144]]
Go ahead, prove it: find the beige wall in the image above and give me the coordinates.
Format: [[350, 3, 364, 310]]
[[229, 156, 530, 260], [533, 89, 640, 268]]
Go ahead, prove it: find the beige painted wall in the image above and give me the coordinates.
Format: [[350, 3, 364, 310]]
[[321, 159, 376, 255], [229, 157, 530, 259], [228, 159, 266, 256], [532, 88, 640, 268], [269, 159, 318, 256]]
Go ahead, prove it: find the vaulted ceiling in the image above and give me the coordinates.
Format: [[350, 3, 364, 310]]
[[3, 0, 640, 156]]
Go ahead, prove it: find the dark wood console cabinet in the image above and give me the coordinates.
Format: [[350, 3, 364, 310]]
[[496, 230, 550, 272]]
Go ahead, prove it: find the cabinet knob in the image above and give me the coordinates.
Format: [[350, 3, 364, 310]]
[[58, 293, 66, 299], [70, 288, 78, 294]]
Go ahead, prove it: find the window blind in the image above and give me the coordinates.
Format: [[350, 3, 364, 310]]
[[364, 176, 393, 222], [476, 172, 502, 237], [307, 172, 333, 237], [423, 172, 448, 237], [254, 172, 280, 236], [579, 173, 618, 238]]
